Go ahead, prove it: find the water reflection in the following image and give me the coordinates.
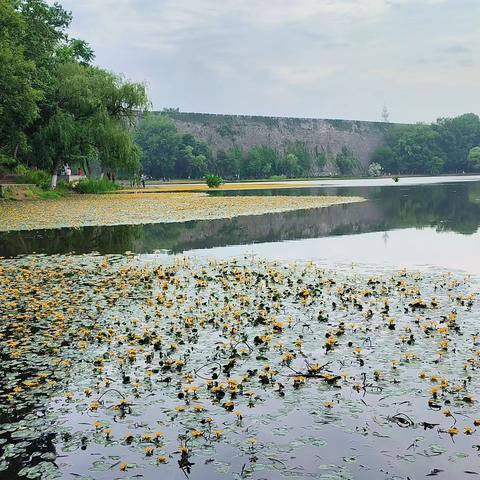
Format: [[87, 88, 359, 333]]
[[1, 180, 479, 259]]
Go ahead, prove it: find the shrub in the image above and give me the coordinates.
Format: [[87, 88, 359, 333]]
[[368, 162, 383, 177], [0, 153, 18, 170], [205, 174, 223, 188], [14, 165, 51, 189], [73, 178, 119, 194]]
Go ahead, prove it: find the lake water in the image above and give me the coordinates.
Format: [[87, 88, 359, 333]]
[[2, 175, 480, 274], [2, 175, 480, 480]]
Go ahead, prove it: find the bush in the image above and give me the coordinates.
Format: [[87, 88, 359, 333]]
[[0, 153, 18, 170], [205, 174, 223, 188], [368, 162, 383, 177], [14, 165, 51, 189], [73, 178, 119, 194]]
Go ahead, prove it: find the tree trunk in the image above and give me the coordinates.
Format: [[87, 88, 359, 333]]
[[51, 174, 58, 190], [13, 144, 19, 159]]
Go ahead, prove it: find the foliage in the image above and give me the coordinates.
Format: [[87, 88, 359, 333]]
[[73, 178, 119, 194], [14, 164, 51, 189], [0, 0, 148, 189], [243, 146, 277, 178], [467, 146, 480, 170], [136, 114, 212, 179], [205, 174, 223, 188], [0, 153, 18, 170], [0, 0, 41, 156], [368, 162, 383, 177], [336, 147, 359, 175], [374, 114, 480, 175]]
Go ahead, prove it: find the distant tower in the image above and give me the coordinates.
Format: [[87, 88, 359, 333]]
[[382, 104, 390, 123]]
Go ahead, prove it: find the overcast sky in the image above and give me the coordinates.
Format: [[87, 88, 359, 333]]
[[61, 0, 479, 123]]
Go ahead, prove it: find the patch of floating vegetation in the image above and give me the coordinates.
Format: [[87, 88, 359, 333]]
[[0, 193, 363, 232], [0, 254, 480, 479]]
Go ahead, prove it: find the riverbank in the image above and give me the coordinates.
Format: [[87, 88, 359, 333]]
[[0, 192, 364, 232]]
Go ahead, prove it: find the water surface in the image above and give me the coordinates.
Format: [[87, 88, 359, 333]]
[[1, 176, 480, 273]]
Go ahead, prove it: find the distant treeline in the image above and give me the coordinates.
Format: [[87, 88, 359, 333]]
[[373, 113, 480, 175]]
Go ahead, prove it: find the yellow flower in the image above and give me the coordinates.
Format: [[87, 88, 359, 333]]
[[119, 462, 128, 471], [144, 447, 154, 456], [157, 455, 168, 464], [323, 401, 333, 408], [448, 427, 458, 436], [191, 429, 203, 437], [464, 427, 475, 435], [89, 401, 99, 411]]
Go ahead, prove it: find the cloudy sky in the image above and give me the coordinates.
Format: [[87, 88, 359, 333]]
[[61, 0, 479, 123]]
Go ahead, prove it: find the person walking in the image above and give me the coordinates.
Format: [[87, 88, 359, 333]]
[[140, 174, 146, 188]]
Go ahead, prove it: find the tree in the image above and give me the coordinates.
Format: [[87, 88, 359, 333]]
[[282, 153, 300, 178], [392, 124, 442, 174], [136, 114, 180, 179], [0, 0, 40, 157], [31, 62, 148, 187], [435, 113, 480, 172], [468, 146, 480, 170], [336, 147, 359, 175], [244, 146, 277, 178], [372, 146, 395, 173]]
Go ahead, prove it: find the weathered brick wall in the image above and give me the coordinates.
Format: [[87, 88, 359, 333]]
[[164, 112, 391, 174]]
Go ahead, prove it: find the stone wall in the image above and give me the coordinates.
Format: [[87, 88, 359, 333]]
[[164, 112, 391, 174]]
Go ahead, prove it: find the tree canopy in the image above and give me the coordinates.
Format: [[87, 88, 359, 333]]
[[0, 0, 149, 187], [373, 114, 480, 175]]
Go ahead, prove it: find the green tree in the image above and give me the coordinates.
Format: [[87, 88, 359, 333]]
[[135, 114, 180, 179], [282, 153, 300, 177], [468, 146, 480, 170], [336, 147, 359, 175], [244, 146, 277, 178], [31, 62, 148, 187], [0, 0, 40, 157], [435, 113, 480, 172]]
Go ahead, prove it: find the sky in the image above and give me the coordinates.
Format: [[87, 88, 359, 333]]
[[60, 0, 480, 123]]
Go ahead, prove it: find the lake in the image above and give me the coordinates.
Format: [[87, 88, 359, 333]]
[[2, 175, 480, 480], [2, 175, 480, 274]]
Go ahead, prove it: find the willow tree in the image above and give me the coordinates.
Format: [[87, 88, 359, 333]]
[[32, 62, 148, 188]]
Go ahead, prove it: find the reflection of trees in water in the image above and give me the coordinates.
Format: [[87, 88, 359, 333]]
[[1, 182, 479, 257], [371, 182, 480, 235]]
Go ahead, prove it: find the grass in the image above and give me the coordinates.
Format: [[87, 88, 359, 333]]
[[73, 178, 119, 194]]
